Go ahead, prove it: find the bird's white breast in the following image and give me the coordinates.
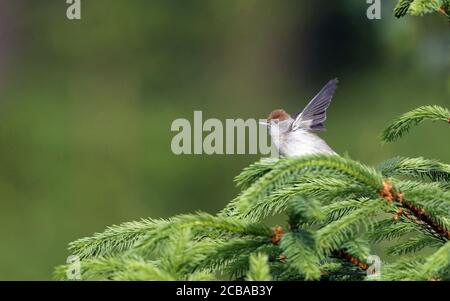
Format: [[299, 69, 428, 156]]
[[278, 130, 336, 157]]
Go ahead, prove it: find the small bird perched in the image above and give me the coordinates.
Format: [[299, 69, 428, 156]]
[[261, 79, 339, 157]]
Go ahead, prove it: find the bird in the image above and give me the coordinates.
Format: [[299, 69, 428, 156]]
[[260, 78, 338, 157]]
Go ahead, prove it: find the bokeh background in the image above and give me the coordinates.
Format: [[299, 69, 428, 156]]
[[0, 0, 448, 280]]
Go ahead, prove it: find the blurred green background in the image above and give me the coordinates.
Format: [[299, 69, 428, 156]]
[[0, 0, 448, 279]]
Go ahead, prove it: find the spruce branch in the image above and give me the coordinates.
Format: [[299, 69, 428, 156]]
[[369, 218, 422, 242], [418, 240, 450, 280], [340, 238, 371, 262], [233, 175, 367, 222], [158, 228, 216, 277], [335, 251, 369, 271], [381, 105, 450, 142], [394, 0, 415, 17], [378, 156, 450, 182], [330, 239, 371, 274], [234, 158, 278, 190], [225, 244, 281, 280], [394, 0, 450, 20], [316, 199, 388, 255], [379, 180, 450, 241], [322, 198, 373, 223], [384, 241, 450, 280], [246, 253, 272, 281], [396, 199, 450, 240], [54, 256, 175, 281], [386, 235, 443, 255], [382, 257, 425, 280], [279, 231, 322, 280], [68, 218, 169, 260], [136, 212, 273, 256], [395, 182, 450, 240], [287, 196, 324, 229], [224, 155, 383, 221], [57, 229, 217, 281], [408, 0, 447, 16], [193, 237, 272, 275]]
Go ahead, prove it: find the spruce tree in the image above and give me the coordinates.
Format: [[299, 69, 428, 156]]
[[55, 105, 450, 281]]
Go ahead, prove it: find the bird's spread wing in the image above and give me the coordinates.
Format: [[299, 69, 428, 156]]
[[291, 78, 338, 132]]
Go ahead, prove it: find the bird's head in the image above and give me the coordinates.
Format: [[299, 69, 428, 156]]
[[267, 109, 291, 122], [260, 109, 293, 134]]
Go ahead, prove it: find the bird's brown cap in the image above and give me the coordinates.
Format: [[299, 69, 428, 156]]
[[267, 109, 291, 121]]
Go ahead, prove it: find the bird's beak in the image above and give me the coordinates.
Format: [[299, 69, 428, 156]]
[[259, 120, 269, 126]]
